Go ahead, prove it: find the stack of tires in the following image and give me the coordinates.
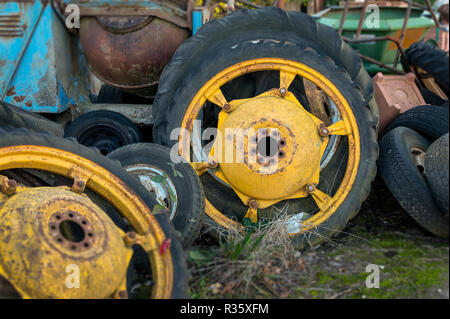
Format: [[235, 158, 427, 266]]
[[378, 42, 449, 238]]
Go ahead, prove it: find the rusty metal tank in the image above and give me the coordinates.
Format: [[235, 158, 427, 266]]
[[79, 2, 190, 98]]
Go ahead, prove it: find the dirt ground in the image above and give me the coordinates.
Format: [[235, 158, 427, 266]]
[[187, 176, 449, 299]]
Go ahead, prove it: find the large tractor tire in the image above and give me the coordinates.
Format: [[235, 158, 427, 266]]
[[425, 133, 449, 218], [108, 143, 204, 248], [152, 39, 378, 249], [378, 127, 448, 238], [152, 7, 378, 144], [0, 128, 187, 299]]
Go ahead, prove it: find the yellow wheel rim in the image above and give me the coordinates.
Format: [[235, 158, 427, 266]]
[[178, 58, 361, 235], [0, 145, 173, 298]]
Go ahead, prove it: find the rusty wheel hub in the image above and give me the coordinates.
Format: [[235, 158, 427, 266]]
[[0, 186, 132, 299]]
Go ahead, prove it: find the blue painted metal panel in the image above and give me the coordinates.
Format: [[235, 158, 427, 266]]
[[192, 10, 203, 35], [0, 1, 90, 113]]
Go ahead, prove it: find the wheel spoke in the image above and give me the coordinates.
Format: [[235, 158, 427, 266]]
[[306, 184, 331, 211], [244, 206, 258, 223], [279, 70, 297, 91], [322, 120, 351, 136], [206, 88, 228, 108]]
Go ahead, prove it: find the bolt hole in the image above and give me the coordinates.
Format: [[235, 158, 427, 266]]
[[88, 233, 93, 237], [55, 215, 61, 220], [84, 243, 89, 248], [81, 220, 87, 225], [50, 225, 56, 230], [279, 151, 284, 157], [71, 245, 77, 251], [68, 213, 74, 218], [57, 238, 63, 243]]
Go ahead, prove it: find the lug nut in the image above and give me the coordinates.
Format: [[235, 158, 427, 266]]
[[279, 87, 287, 97], [0, 176, 17, 196], [319, 126, 330, 137], [208, 160, 218, 169], [306, 184, 316, 193], [223, 103, 231, 112], [249, 199, 258, 209]]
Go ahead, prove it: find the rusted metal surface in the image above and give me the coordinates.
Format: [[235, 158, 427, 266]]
[[79, 16, 189, 97]]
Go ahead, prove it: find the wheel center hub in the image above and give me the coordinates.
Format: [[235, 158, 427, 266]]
[[212, 93, 325, 204], [0, 187, 132, 298]]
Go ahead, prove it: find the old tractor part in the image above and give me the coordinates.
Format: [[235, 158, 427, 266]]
[[383, 104, 449, 142], [424, 133, 449, 218], [108, 143, 204, 248], [0, 128, 187, 298], [78, 8, 190, 98], [152, 7, 379, 145], [379, 127, 449, 238], [406, 41, 450, 98], [64, 110, 143, 156], [152, 37, 378, 249]]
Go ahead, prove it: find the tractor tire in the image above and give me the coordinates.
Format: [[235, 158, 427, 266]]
[[0, 128, 188, 298], [378, 127, 448, 238], [152, 7, 378, 144], [0, 100, 64, 137], [406, 41, 449, 93], [425, 133, 449, 218], [383, 105, 449, 142], [108, 143, 204, 248], [64, 110, 143, 155], [155, 40, 378, 249], [420, 88, 447, 106]]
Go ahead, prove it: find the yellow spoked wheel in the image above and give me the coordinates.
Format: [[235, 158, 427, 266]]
[[154, 41, 378, 248], [0, 129, 186, 298]]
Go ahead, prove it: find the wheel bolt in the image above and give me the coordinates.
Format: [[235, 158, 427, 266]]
[[306, 184, 316, 193], [208, 160, 218, 169], [249, 199, 258, 209], [279, 87, 287, 97], [223, 103, 231, 112], [319, 127, 330, 137], [0, 176, 17, 196]]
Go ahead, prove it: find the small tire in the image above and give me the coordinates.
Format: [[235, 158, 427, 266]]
[[383, 105, 449, 142], [0, 128, 188, 298], [378, 127, 448, 238], [107, 143, 204, 248], [406, 41, 449, 93], [64, 110, 143, 155], [0, 101, 64, 137], [425, 133, 449, 218]]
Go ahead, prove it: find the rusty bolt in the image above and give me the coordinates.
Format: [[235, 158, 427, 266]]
[[279, 87, 287, 97], [223, 103, 232, 112], [208, 160, 218, 169], [319, 126, 330, 137], [249, 199, 258, 209], [0, 177, 17, 196], [71, 179, 86, 193], [306, 184, 316, 193], [127, 231, 137, 239]]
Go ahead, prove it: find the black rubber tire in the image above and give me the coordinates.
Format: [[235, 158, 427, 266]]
[[420, 88, 448, 106], [0, 100, 64, 137], [406, 41, 449, 93], [0, 128, 188, 298], [108, 143, 204, 248], [96, 84, 125, 103], [152, 7, 378, 143], [383, 105, 449, 142], [425, 133, 449, 218], [64, 110, 143, 155], [155, 40, 378, 249], [378, 127, 448, 238]]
